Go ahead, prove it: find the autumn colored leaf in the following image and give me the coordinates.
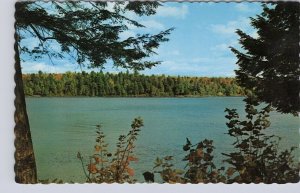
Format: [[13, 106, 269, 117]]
[[128, 144, 134, 149], [196, 148, 204, 158], [128, 156, 139, 162], [94, 145, 101, 152], [88, 163, 98, 174], [94, 156, 102, 163], [226, 167, 236, 177], [189, 155, 195, 162], [126, 167, 135, 176]]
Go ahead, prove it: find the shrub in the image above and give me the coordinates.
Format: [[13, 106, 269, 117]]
[[147, 95, 299, 183], [222, 95, 299, 183], [77, 117, 143, 183]]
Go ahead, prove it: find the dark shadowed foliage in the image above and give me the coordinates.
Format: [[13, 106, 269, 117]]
[[231, 2, 300, 115], [222, 95, 299, 183]]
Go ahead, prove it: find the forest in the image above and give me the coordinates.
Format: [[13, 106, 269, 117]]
[[22, 71, 245, 97]]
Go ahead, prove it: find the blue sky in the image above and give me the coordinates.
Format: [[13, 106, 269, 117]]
[[21, 2, 263, 77]]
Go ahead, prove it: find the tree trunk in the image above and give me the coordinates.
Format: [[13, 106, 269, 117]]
[[14, 33, 37, 183]]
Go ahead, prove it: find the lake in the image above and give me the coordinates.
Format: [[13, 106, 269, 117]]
[[26, 97, 299, 182]]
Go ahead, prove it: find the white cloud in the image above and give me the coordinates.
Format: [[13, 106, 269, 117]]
[[21, 62, 80, 73], [156, 4, 188, 19], [163, 60, 209, 72], [235, 3, 251, 12], [22, 62, 57, 73], [143, 56, 237, 77], [210, 17, 251, 36], [143, 60, 210, 76], [140, 20, 165, 30]]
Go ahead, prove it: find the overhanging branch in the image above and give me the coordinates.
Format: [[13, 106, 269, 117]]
[[29, 24, 55, 42]]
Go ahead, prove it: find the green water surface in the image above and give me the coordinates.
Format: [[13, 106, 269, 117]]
[[26, 97, 299, 182]]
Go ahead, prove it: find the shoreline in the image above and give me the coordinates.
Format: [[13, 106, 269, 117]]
[[25, 95, 245, 99]]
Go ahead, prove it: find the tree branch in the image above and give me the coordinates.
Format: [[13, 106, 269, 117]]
[[29, 24, 55, 42]]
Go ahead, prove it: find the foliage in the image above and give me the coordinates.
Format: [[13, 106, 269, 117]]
[[77, 117, 143, 183], [181, 139, 226, 183], [147, 95, 299, 183], [231, 2, 300, 115], [222, 95, 299, 183], [23, 71, 245, 97], [151, 139, 226, 183], [16, 1, 173, 70], [151, 156, 185, 183]]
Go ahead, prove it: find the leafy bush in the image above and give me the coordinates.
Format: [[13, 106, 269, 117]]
[[147, 95, 299, 183], [222, 95, 299, 183], [151, 139, 226, 183], [77, 117, 143, 183], [151, 156, 185, 183]]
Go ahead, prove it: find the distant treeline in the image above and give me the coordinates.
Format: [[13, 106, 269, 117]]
[[23, 71, 245, 97]]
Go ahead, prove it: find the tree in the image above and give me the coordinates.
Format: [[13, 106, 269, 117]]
[[231, 2, 299, 115], [15, 1, 173, 183]]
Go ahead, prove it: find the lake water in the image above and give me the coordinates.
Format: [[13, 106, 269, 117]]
[[26, 97, 299, 182]]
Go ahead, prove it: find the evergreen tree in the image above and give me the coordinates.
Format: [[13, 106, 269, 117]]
[[15, 1, 173, 183], [231, 2, 300, 115]]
